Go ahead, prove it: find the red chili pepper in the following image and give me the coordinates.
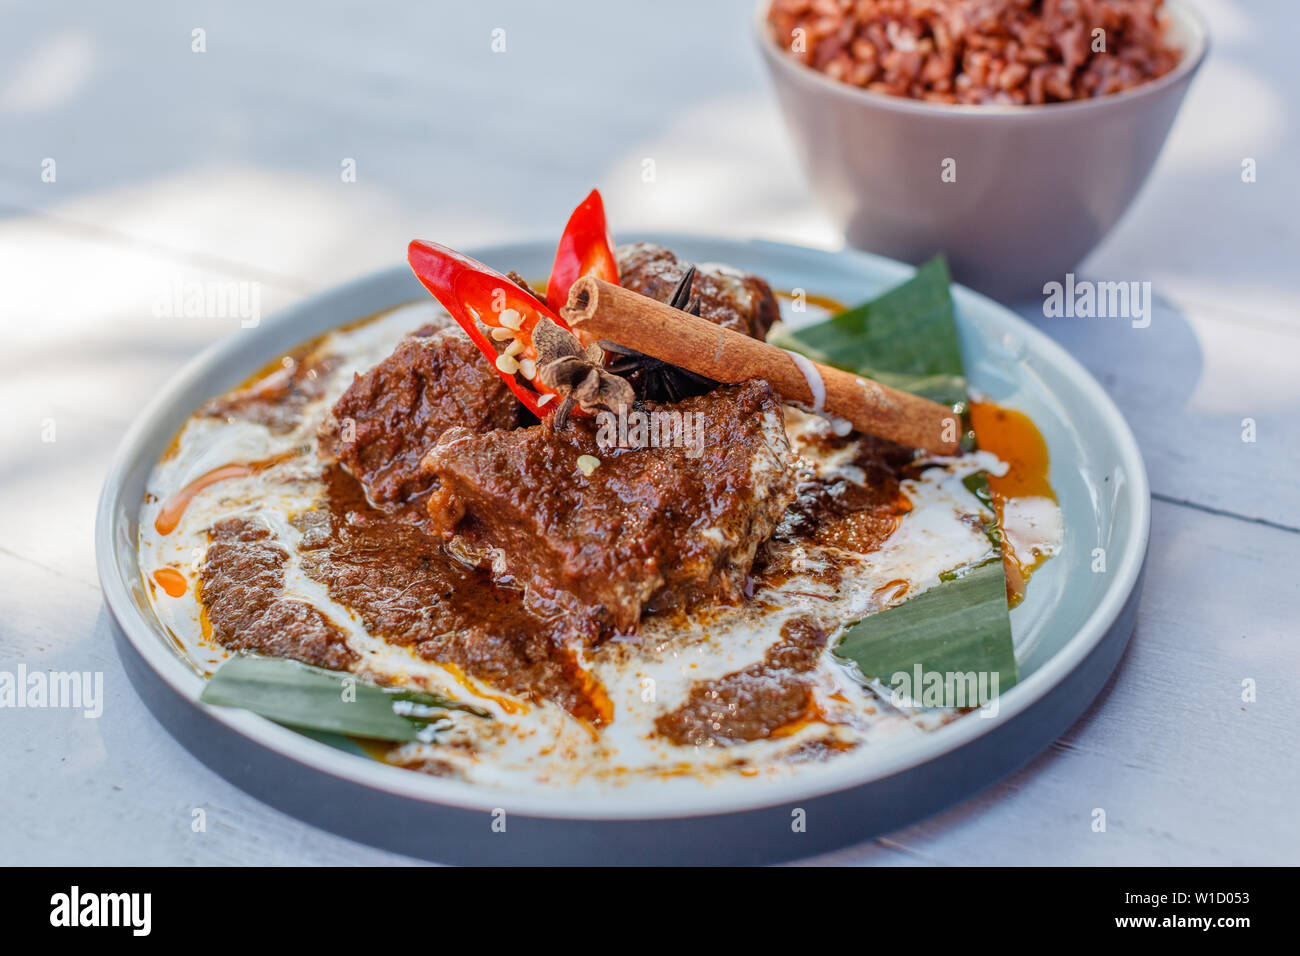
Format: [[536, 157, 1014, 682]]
[[545, 188, 620, 315], [407, 239, 573, 418]]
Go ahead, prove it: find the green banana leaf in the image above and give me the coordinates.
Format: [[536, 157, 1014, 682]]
[[199, 653, 488, 742], [836, 561, 1016, 703]]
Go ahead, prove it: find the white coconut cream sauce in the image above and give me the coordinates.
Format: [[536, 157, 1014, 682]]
[[138, 300, 1061, 795], [781, 348, 826, 412]]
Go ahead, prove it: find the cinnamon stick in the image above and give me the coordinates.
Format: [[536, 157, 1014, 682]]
[[561, 276, 962, 455]]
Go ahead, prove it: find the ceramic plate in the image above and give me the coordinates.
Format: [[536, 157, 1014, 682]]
[[96, 236, 1149, 864]]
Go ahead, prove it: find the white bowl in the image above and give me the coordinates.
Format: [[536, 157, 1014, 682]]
[[755, 0, 1209, 300]]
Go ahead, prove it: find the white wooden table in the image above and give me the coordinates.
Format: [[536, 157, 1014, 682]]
[[2, 0, 1295, 865]]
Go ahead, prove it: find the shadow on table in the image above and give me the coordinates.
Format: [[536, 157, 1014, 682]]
[[1012, 287, 1204, 505]]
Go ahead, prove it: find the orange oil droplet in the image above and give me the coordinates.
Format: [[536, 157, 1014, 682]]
[[153, 450, 297, 536], [770, 696, 827, 738], [777, 288, 846, 314], [154, 464, 255, 535], [872, 578, 910, 604], [969, 402, 1054, 502], [152, 567, 188, 597], [969, 401, 1056, 605], [442, 664, 527, 715]]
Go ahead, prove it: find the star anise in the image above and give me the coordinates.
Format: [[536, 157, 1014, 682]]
[[533, 316, 635, 429], [600, 265, 719, 403]]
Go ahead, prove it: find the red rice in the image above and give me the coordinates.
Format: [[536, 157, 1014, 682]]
[[768, 0, 1181, 105]]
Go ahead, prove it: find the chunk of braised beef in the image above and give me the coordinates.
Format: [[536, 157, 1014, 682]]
[[292, 467, 611, 723], [421, 381, 797, 634], [200, 517, 357, 670], [321, 328, 518, 506], [615, 242, 780, 341]]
